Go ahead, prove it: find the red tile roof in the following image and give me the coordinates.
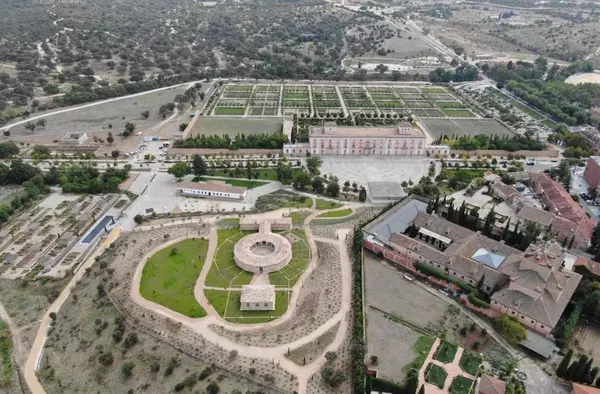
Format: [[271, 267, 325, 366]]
[[479, 375, 506, 394], [574, 256, 600, 277], [573, 383, 600, 394]]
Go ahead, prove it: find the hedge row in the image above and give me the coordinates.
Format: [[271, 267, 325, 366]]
[[555, 303, 582, 348], [414, 262, 475, 293], [351, 227, 366, 394], [467, 293, 490, 309]]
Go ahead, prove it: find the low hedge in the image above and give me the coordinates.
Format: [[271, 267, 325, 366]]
[[351, 227, 366, 394], [414, 262, 475, 293], [467, 293, 490, 309]]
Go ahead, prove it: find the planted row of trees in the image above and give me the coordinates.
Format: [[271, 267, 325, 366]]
[[557, 350, 600, 387], [174, 133, 288, 150]]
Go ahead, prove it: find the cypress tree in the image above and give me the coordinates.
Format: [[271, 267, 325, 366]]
[[590, 366, 599, 385], [574, 355, 589, 382], [582, 357, 594, 383], [568, 235, 575, 250], [566, 356, 580, 381], [458, 201, 467, 225], [418, 385, 425, 394], [596, 374, 600, 387], [556, 349, 573, 378], [502, 217, 511, 241]]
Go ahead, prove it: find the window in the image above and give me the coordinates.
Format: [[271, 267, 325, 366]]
[[264, 303, 268, 307], [520, 316, 524, 319]]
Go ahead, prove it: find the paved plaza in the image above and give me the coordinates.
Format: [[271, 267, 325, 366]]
[[319, 155, 429, 184]]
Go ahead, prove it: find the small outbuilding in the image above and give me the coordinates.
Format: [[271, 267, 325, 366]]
[[240, 285, 276, 311], [367, 182, 406, 204]]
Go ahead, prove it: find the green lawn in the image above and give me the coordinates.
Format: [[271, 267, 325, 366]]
[[450, 376, 475, 394], [422, 87, 446, 93], [403, 335, 436, 373], [209, 167, 303, 181], [193, 177, 269, 190], [459, 351, 482, 375], [217, 218, 240, 226], [269, 229, 311, 288], [434, 341, 458, 363], [315, 199, 342, 210], [140, 238, 208, 318], [441, 108, 475, 118], [285, 196, 313, 209], [317, 208, 352, 218], [0, 321, 13, 387], [204, 229, 255, 288], [214, 107, 246, 115], [288, 211, 311, 224], [425, 363, 447, 388], [204, 289, 290, 324]]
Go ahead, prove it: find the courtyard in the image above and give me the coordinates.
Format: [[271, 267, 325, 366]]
[[320, 155, 429, 185]]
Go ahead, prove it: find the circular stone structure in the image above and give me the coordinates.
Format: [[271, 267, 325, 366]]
[[234, 232, 292, 273]]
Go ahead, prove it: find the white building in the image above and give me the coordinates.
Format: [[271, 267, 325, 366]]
[[60, 132, 88, 145], [240, 285, 276, 311], [176, 181, 247, 200]]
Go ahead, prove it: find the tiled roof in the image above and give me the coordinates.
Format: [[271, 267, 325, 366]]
[[177, 181, 247, 194], [574, 256, 600, 277], [516, 205, 554, 227], [413, 212, 473, 242], [573, 383, 600, 394], [479, 374, 506, 394], [240, 285, 276, 303], [493, 242, 581, 327]]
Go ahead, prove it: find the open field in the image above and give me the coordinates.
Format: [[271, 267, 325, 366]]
[[204, 289, 290, 324], [315, 199, 342, 210], [268, 229, 311, 288], [208, 167, 302, 182], [140, 238, 208, 318], [189, 117, 283, 137], [422, 118, 515, 140], [3, 85, 190, 138], [205, 229, 254, 288]]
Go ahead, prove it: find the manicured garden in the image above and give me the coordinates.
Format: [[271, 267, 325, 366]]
[[140, 238, 208, 318], [450, 376, 475, 394], [317, 208, 352, 218], [434, 341, 458, 363], [403, 335, 436, 373], [425, 363, 447, 388], [269, 229, 311, 288], [288, 211, 311, 224], [209, 167, 304, 181], [459, 351, 482, 375], [441, 108, 475, 118], [204, 289, 290, 324], [204, 229, 254, 288], [214, 107, 246, 115], [194, 177, 268, 189], [285, 196, 313, 209]]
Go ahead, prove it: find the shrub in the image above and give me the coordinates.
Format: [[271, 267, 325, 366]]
[[98, 353, 114, 366], [460, 327, 468, 337], [121, 362, 135, 378], [415, 262, 475, 292]]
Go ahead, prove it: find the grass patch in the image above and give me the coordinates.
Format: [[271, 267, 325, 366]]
[[217, 218, 240, 226], [205, 229, 255, 288], [459, 351, 482, 375], [425, 363, 447, 388], [193, 177, 269, 189], [434, 341, 458, 363], [315, 199, 342, 210], [403, 335, 436, 373], [422, 87, 446, 93], [450, 376, 475, 394], [269, 229, 311, 288], [209, 167, 303, 181], [441, 108, 475, 118], [204, 289, 290, 324], [542, 118, 558, 128], [288, 211, 311, 224], [317, 208, 352, 218], [0, 321, 13, 387], [214, 107, 246, 115], [140, 238, 208, 318], [285, 197, 313, 209]]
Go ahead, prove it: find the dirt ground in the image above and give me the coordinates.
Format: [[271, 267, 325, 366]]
[[366, 308, 421, 383], [572, 322, 600, 362], [39, 260, 274, 394], [0, 185, 23, 205], [364, 254, 447, 329]]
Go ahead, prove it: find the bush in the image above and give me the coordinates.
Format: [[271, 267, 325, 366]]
[[414, 262, 475, 292], [460, 327, 468, 337], [121, 362, 135, 378], [98, 353, 114, 366], [206, 381, 220, 394]]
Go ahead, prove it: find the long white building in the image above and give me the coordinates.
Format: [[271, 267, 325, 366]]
[[176, 181, 247, 200]]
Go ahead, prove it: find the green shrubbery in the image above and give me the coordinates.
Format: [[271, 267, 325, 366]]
[[467, 293, 490, 309], [414, 262, 475, 293]]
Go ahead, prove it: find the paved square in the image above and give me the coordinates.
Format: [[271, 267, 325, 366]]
[[319, 155, 428, 185]]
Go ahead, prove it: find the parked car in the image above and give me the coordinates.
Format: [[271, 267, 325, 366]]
[[403, 273, 415, 282]]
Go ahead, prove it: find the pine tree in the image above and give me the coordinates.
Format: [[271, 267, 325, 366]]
[[502, 217, 511, 241], [590, 366, 599, 385], [596, 374, 600, 387], [433, 194, 440, 213], [418, 385, 425, 394], [556, 349, 573, 378], [568, 235, 575, 250], [458, 201, 467, 225], [447, 201, 455, 222], [574, 355, 589, 382], [566, 357, 580, 381], [581, 357, 594, 383], [483, 208, 495, 236]]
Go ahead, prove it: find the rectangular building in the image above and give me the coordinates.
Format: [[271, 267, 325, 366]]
[[240, 285, 276, 311], [584, 156, 600, 188], [176, 181, 247, 200]]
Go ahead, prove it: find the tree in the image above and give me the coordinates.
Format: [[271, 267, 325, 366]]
[[36, 119, 46, 128], [168, 162, 191, 180], [556, 349, 573, 378], [141, 110, 150, 118], [206, 382, 220, 394], [106, 132, 114, 144], [418, 385, 425, 394], [326, 180, 340, 197], [121, 362, 135, 378], [359, 187, 367, 202], [493, 316, 526, 344], [276, 163, 293, 184], [483, 208, 495, 236], [123, 122, 136, 137], [589, 222, 600, 258], [191, 154, 207, 176], [557, 160, 572, 191], [312, 177, 325, 194], [179, 123, 188, 132], [306, 156, 322, 175], [24, 122, 35, 133], [133, 214, 143, 224], [292, 170, 312, 190], [0, 142, 20, 159], [111, 150, 120, 159]]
